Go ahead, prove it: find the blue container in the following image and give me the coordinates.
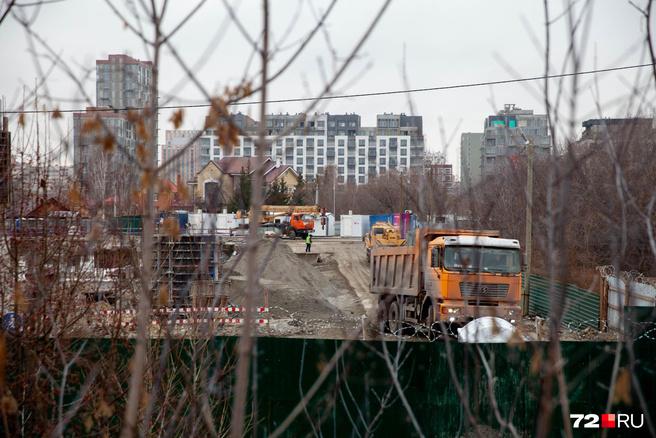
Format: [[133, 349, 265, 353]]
[[176, 211, 189, 231], [369, 214, 394, 225]]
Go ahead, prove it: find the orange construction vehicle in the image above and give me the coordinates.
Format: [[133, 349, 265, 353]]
[[260, 205, 321, 239], [363, 222, 406, 262], [371, 228, 522, 334]]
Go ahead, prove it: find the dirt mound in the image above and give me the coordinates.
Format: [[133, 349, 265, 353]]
[[226, 240, 365, 337]]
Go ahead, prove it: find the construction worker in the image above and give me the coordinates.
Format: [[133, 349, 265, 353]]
[[305, 233, 312, 253]]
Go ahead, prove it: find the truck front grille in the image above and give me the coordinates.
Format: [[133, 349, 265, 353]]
[[460, 282, 509, 299]]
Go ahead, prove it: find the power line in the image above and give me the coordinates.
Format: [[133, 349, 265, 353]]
[[4, 62, 654, 115]]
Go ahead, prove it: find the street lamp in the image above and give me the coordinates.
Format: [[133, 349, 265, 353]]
[[518, 129, 533, 316]]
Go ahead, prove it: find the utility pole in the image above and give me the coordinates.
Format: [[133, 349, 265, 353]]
[[332, 168, 336, 214], [519, 130, 533, 316]]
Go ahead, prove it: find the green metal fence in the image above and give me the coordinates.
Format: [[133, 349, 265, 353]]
[[527, 274, 600, 329], [9, 337, 653, 437]]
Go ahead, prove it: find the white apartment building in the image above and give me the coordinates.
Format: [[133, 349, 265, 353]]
[[192, 112, 425, 184]]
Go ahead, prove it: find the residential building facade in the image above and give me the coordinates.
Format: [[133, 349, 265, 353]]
[[162, 130, 202, 184], [198, 112, 425, 184], [460, 132, 483, 189], [193, 157, 298, 210], [481, 104, 551, 177], [73, 108, 139, 212], [96, 54, 152, 109], [423, 152, 454, 189]]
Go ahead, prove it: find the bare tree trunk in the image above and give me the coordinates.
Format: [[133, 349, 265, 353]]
[[230, 2, 268, 437]]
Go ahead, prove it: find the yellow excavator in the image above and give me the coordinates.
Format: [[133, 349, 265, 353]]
[[364, 222, 406, 262]]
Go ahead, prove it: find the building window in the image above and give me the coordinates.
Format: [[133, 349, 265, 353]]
[[318, 157, 324, 165], [379, 157, 386, 165], [318, 139, 324, 146], [379, 149, 386, 156], [317, 121, 325, 128], [296, 139, 303, 147], [400, 139, 407, 147], [200, 137, 211, 146], [400, 148, 407, 156], [339, 121, 346, 127], [338, 158, 345, 165], [358, 158, 365, 165], [379, 139, 387, 147], [358, 166, 365, 174], [338, 139, 345, 147], [358, 139, 365, 147], [358, 176, 365, 184], [297, 158, 303, 165], [338, 149, 344, 156]]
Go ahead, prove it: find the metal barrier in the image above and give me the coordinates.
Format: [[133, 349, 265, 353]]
[[527, 274, 600, 329]]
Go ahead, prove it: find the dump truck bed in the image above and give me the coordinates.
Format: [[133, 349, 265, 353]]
[[370, 245, 419, 296]]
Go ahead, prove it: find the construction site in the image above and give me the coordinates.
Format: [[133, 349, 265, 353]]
[[26, 204, 643, 343]]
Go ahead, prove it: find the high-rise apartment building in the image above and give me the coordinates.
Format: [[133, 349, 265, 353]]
[[96, 54, 152, 109], [460, 132, 483, 189], [481, 104, 551, 177], [73, 54, 153, 213], [198, 112, 425, 184]]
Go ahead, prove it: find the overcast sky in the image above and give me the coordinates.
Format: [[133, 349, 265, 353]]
[[1, 0, 654, 176]]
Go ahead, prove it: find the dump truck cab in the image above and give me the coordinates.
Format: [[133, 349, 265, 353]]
[[424, 234, 522, 323], [371, 228, 522, 334]]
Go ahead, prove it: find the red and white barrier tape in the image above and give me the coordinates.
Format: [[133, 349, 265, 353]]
[[90, 318, 269, 327], [96, 307, 269, 315]]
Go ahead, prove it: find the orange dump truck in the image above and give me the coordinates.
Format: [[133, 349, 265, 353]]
[[371, 228, 522, 333]]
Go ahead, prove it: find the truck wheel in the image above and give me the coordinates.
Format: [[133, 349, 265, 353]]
[[387, 301, 401, 335], [423, 303, 437, 340], [289, 230, 296, 239], [377, 298, 389, 333]]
